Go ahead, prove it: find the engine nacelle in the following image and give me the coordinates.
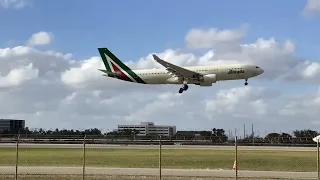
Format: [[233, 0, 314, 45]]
[[198, 74, 217, 86]]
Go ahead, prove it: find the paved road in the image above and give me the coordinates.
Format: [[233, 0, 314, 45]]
[[0, 166, 317, 179], [0, 143, 317, 151]]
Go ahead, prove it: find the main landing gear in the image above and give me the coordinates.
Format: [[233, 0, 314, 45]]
[[179, 84, 188, 94], [178, 80, 189, 94], [244, 79, 248, 86]]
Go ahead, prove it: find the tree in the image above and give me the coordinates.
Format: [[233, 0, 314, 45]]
[[293, 129, 318, 138], [173, 131, 195, 140], [265, 133, 280, 143], [132, 129, 140, 136], [279, 133, 292, 143], [279, 133, 292, 138], [199, 131, 211, 137], [265, 133, 280, 138], [293, 129, 319, 144], [84, 128, 102, 135], [211, 128, 228, 143]]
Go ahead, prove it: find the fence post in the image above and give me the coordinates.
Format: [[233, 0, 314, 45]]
[[83, 134, 86, 180], [317, 138, 319, 180], [159, 135, 162, 180], [251, 124, 254, 146], [15, 133, 20, 180], [235, 136, 238, 180]]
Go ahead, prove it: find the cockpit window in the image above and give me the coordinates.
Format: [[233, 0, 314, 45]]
[[256, 66, 259, 68]]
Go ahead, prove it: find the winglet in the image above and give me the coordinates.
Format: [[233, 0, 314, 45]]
[[152, 54, 161, 62]]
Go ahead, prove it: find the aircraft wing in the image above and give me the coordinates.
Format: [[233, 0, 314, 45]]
[[152, 54, 200, 78]]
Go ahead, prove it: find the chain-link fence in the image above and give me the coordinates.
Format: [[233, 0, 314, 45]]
[[0, 134, 319, 180]]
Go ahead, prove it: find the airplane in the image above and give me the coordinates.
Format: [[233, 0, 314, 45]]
[[97, 47, 264, 94]]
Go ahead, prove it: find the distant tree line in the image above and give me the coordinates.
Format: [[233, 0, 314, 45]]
[[239, 129, 319, 144], [0, 127, 103, 136], [0, 127, 319, 144]]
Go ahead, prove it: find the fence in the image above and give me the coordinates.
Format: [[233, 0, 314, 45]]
[[0, 134, 320, 180], [1, 134, 319, 146]]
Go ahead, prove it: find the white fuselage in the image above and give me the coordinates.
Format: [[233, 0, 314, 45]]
[[131, 64, 264, 85]]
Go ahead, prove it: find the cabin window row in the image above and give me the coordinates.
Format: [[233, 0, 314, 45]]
[[137, 69, 216, 75], [136, 68, 243, 75]]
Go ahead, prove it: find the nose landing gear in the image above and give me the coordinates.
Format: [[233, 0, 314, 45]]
[[244, 79, 248, 86]]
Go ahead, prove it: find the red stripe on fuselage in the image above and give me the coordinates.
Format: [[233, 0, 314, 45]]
[[110, 61, 133, 82]]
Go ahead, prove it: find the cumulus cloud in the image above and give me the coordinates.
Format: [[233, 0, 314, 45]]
[[61, 57, 104, 87], [0, 63, 38, 88], [302, 0, 320, 16], [1, 29, 320, 135], [0, 0, 30, 9], [279, 86, 320, 126], [132, 37, 318, 82], [205, 87, 269, 117], [27, 31, 54, 46], [184, 25, 247, 53]]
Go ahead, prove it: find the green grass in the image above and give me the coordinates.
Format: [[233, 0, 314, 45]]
[[0, 148, 317, 172], [0, 175, 274, 180]]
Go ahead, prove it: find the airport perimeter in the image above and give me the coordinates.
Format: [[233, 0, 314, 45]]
[[1, 136, 320, 180]]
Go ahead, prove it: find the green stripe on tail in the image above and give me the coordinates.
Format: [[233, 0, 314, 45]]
[[97, 48, 146, 84]]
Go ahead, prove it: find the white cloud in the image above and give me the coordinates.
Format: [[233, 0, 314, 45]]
[[184, 25, 247, 53], [61, 57, 104, 87], [0, 63, 38, 88], [124, 92, 184, 122], [302, 0, 320, 16], [27, 32, 53, 46], [1, 29, 320, 135], [301, 61, 320, 79], [0, 0, 30, 9], [279, 87, 320, 125], [136, 37, 319, 82], [204, 86, 270, 118]]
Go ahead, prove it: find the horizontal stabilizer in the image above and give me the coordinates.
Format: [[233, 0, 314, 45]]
[[98, 69, 120, 77]]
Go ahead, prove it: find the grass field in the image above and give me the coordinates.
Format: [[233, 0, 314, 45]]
[[0, 175, 285, 180], [0, 147, 316, 172], [0, 175, 291, 180]]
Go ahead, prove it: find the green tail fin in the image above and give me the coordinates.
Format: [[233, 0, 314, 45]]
[[97, 48, 146, 84], [98, 48, 133, 73]]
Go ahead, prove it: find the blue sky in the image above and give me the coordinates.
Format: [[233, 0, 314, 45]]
[[0, 0, 319, 60], [1, 0, 320, 133]]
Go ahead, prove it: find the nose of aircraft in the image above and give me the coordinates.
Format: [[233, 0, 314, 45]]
[[254, 67, 264, 76], [259, 68, 264, 74]]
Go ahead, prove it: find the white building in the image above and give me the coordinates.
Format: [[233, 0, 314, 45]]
[[117, 122, 176, 136]]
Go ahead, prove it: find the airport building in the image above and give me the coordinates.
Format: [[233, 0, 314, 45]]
[[0, 119, 25, 133], [117, 122, 176, 136]]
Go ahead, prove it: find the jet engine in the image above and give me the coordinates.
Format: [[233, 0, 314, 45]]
[[197, 74, 217, 86]]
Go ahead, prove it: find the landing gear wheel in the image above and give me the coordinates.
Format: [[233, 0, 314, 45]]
[[183, 84, 188, 91], [244, 79, 248, 86], [178, 88, 184, 94]]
